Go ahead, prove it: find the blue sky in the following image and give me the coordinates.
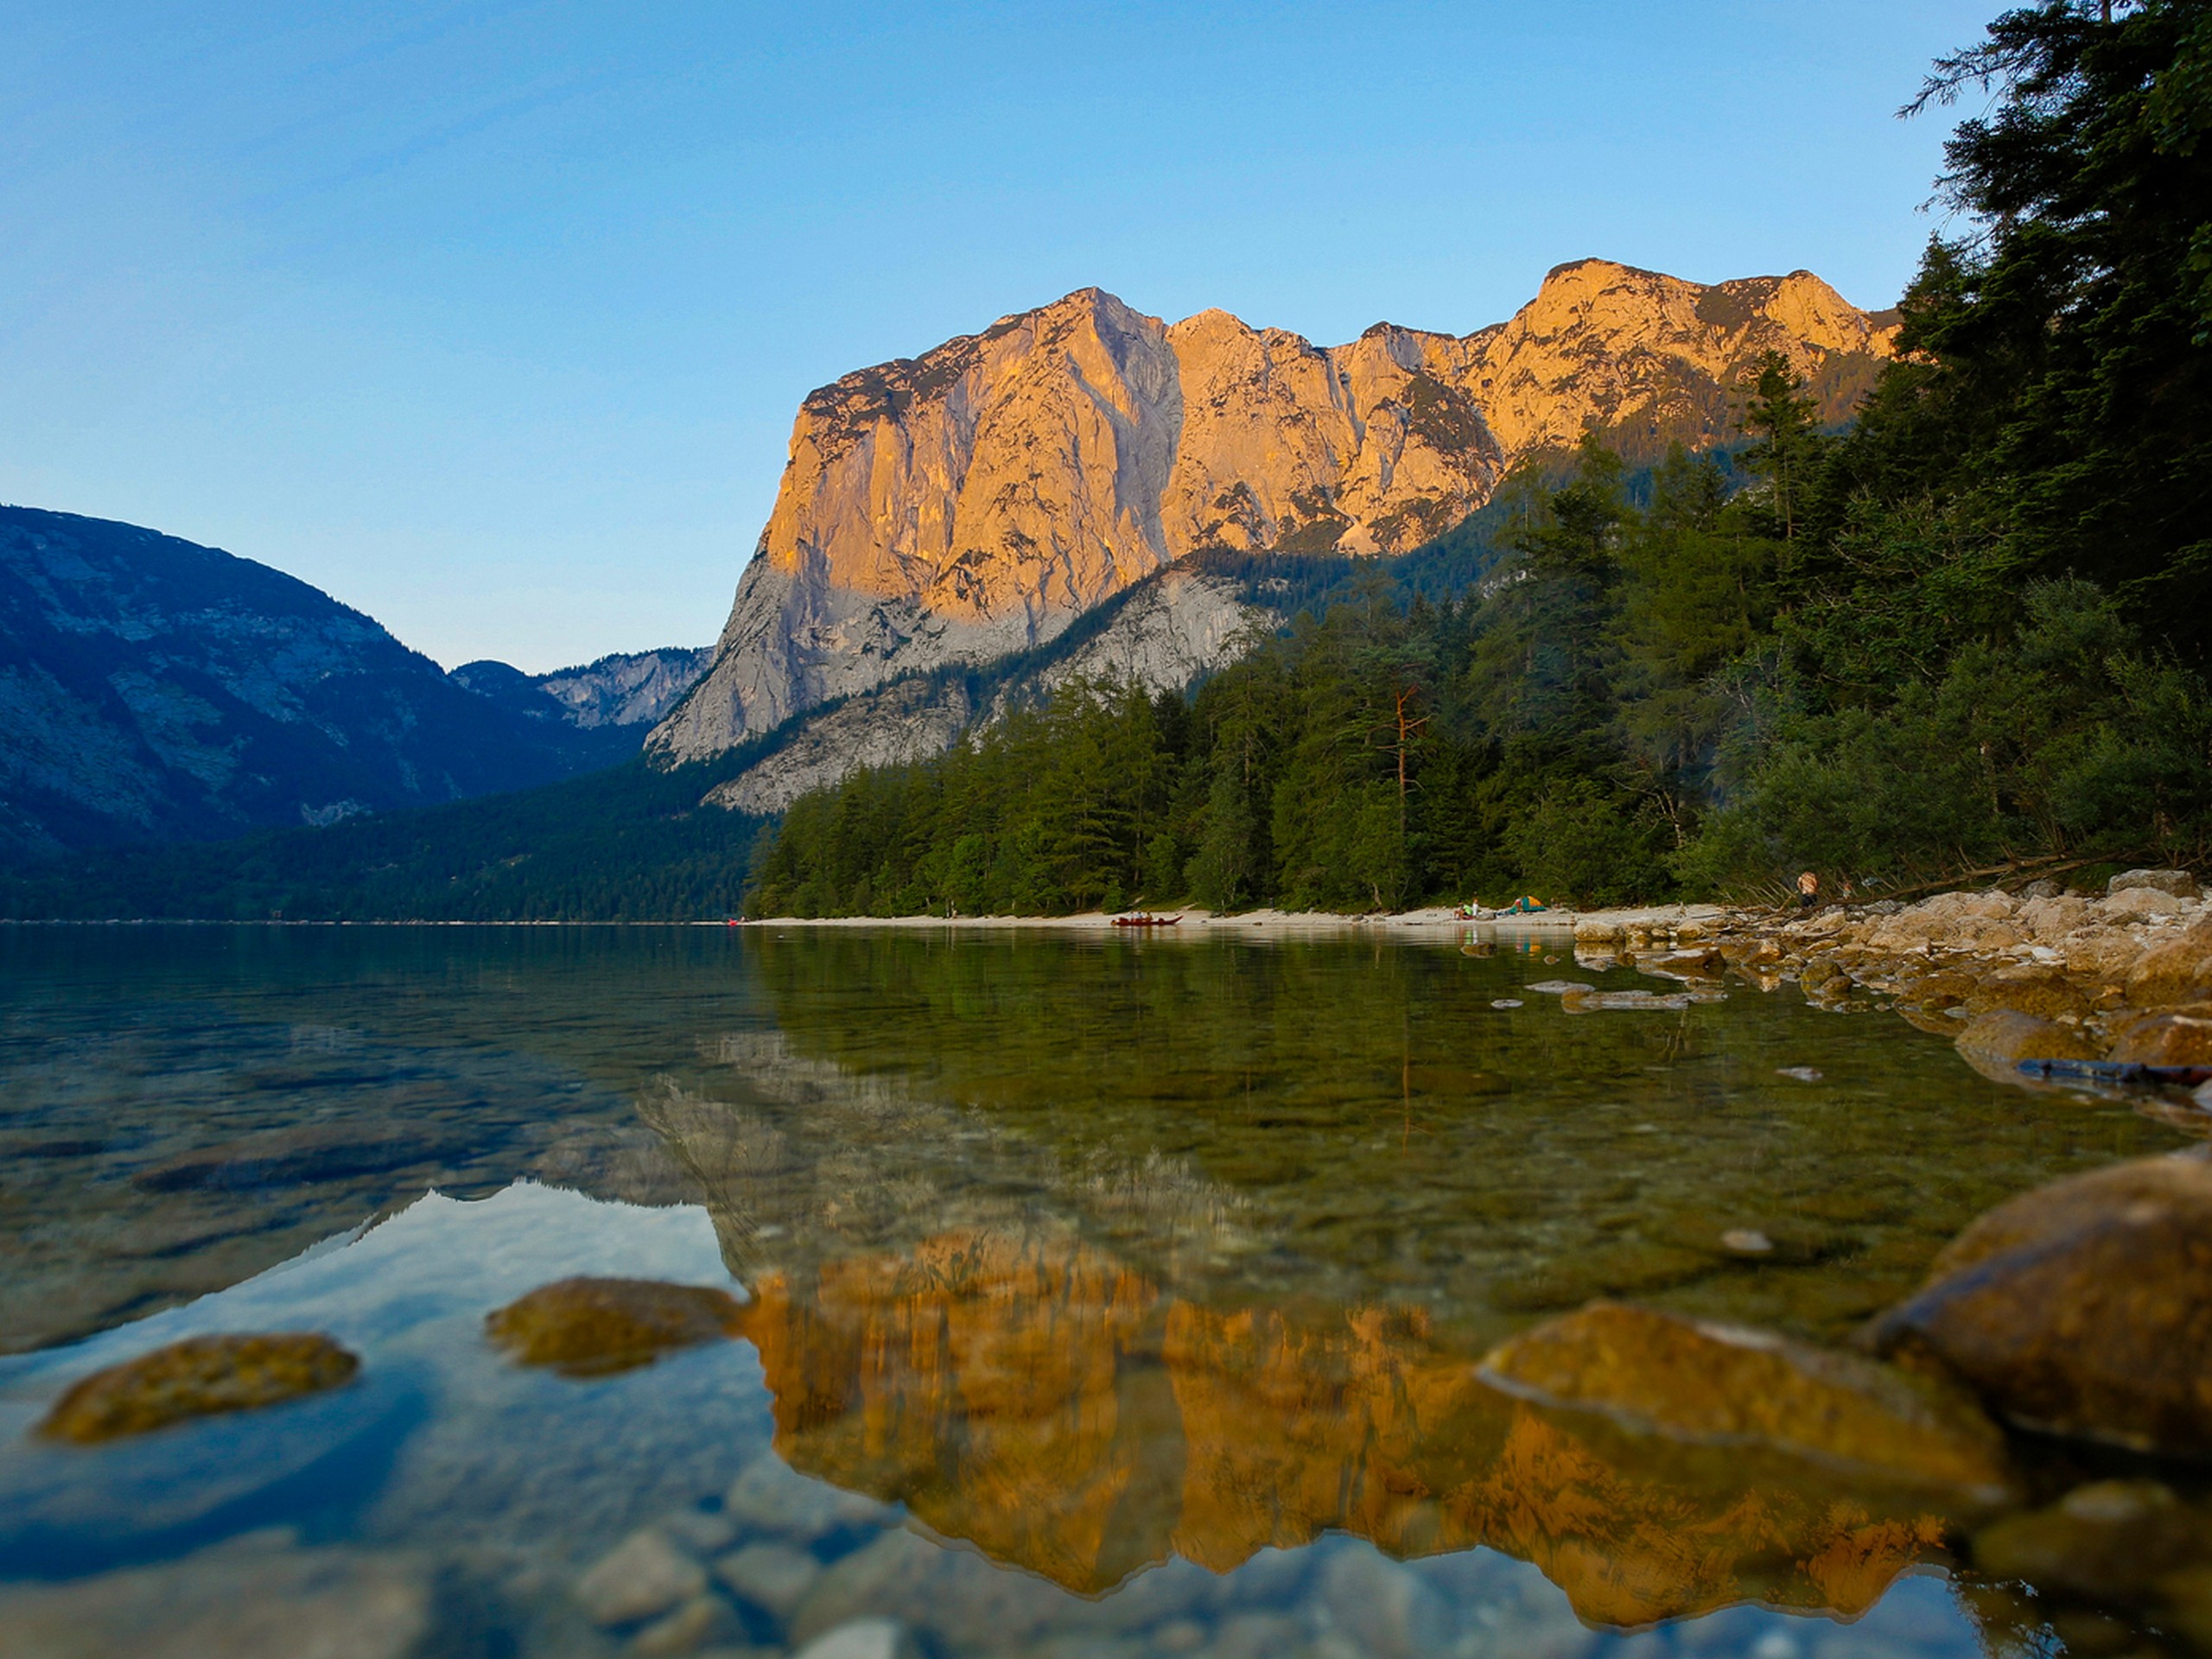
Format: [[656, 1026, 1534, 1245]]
[[1, 1, 1994, 671]]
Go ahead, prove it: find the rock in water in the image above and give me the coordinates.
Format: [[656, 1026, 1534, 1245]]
[[1477, 1301, 2011, 1498], [38, 1333, 359, 1442], [1866, 1155, 2212, 1455], [573, 1528, 709, 1626], [0, 1538, 427, 1659], [793, 1618, 923, 1659], [486, 1276, 744, 1376], [1954, 1008, 2100, 1083], [2107, 1008, 2212, 1067]]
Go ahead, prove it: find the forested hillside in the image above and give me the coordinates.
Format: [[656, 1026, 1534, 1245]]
[[748, 0, 2212, 918]]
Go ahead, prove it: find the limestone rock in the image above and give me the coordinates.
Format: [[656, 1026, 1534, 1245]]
[[38, 1332, 358, 1442], [2107, 1008, 2212, 1067], [486, 1276, 745, 1376], [1967, 964, 2090, 1021], [1476, 1300, 2011, 1497], [702, 566, 1255, 817], [1864, 1154, 2212, 1455], [652, 263, 1896, 763], [2066, 925, 2148, 981], [575, 1528, 709, 1627], [2126, 918, 2212, 1007], [2106, 884, 2189, 918], [1954, 1008, 2099, 1083], [2110, 869, 2201, 900]]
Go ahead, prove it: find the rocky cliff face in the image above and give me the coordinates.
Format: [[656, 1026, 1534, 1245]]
[[701, 566, 1258, 816], [652, 260, 1897, 764], [0, 508, 690, 863], [449, 646, 713, 774]]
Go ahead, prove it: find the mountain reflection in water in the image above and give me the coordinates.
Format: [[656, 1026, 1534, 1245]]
[[737, 1225, 1951, 1624], [3, 925, 2192, 1656]]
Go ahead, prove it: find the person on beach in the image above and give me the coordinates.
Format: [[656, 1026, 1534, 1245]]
[[1796, 871, 1820, 910]]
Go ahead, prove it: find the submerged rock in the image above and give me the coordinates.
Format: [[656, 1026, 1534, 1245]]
[[1478, 1301, 2011, 1497], [715, 1540, 823, 1618], [574, 1526, 709, 1627], [1971, 1479, 2205, 1603], [486, 1275, 745, 1376], [37, 1332, 359, 1442], [0, 1537, 427, 1659], [794, 1618, 923, 1659], [1865, 1154, 2212, 1455]]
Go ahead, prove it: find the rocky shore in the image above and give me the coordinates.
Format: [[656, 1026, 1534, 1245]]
[[1567, 868, 2212, 1095]]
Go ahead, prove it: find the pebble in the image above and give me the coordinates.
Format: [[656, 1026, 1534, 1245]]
[[1721, 1230, 1775, 1255], [0, 1537, 428, 1659], [1490, 999, 1523, 1009], [575, 1528, 709, 1627], [715, 1541, 823, 1619], [724, 1452, 886, 1539], [791, 1618, 921, 1659], [1315, 1547, 1448, 1659], [1775, 1067, 1823, 1082], [631, 1594, 739, 1656]]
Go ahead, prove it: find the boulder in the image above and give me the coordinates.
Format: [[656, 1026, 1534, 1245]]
[[2065, 925, 2147, 981], [2107, 1009, 2212, 1068], [1476, 1301, 2010, 1498], [38, 1333, 359, 1443], [2105, 885, 2189, 919], [486, 1276, 744, 1376], [2110, 869, 2202, 900], [2126, 919, 2212, 1008], [2018, 895, 2093, 939], [1954, 1009, 2100, 1084], [1864, 1154, 2212, 1455], [1922, 890, 2019, 920], [1967, 964, 2090, 1021]]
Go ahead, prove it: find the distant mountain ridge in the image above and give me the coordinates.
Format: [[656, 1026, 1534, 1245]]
[[0, 506, 707, 862], [650, 258, 1898, 766]]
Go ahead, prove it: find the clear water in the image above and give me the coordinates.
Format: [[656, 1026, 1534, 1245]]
[[0, 925, 2194, 1657]]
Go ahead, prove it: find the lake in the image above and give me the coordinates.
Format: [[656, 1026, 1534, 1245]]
[[0, 924, 2192, 1658]]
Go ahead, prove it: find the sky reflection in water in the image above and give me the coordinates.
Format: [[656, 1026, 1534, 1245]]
[[0, 925, 2184, 1656]]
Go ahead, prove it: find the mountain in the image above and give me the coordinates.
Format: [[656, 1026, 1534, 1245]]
[[0, 506, 703, 863], [449, 647, 713, 773], [650, 258, 1898, 765]]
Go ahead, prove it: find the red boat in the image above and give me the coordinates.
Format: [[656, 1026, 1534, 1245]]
[[1111, 912, 1181, 927]]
